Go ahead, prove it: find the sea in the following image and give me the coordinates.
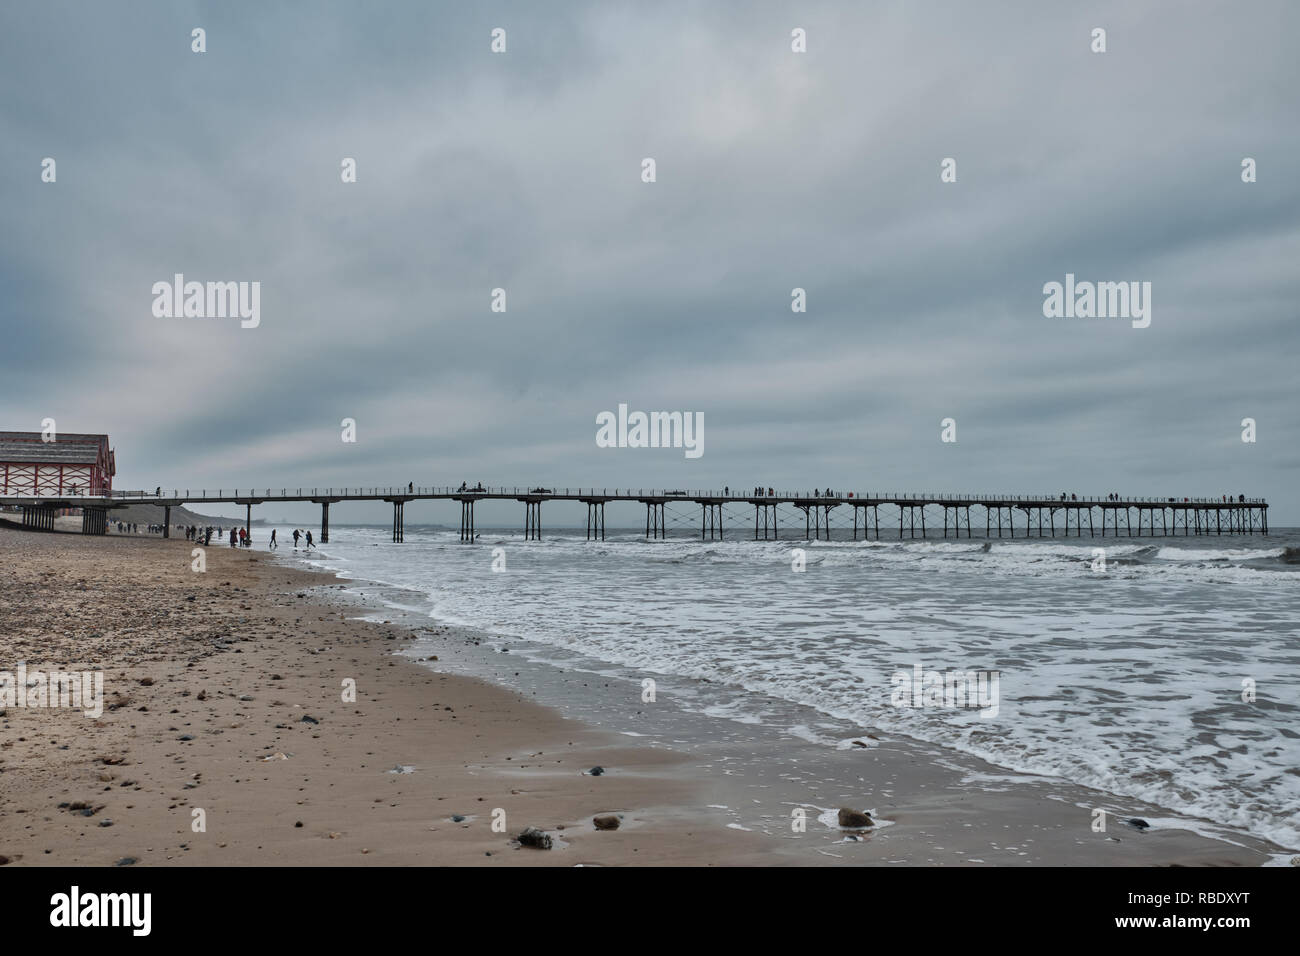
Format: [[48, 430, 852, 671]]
[[286, 523, 1300, 853]]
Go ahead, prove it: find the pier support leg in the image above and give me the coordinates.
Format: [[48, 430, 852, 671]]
[[643, 502, 665, 540], [163, 505, 171, 538], [321, 502, 330, 543]]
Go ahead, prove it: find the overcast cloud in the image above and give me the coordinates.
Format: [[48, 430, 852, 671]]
[[2, 1, 1297, 525]]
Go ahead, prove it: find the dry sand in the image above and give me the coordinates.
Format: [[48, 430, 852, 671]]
[[0, 526, 772, 866]]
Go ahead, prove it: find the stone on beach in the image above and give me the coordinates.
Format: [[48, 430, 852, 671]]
[[517, 826, 553, 849], [593, 814, 621, 830], [837, 808, 874, 828]]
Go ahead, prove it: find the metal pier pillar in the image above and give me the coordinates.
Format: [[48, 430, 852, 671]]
[[80, 506, 106, 535], [459, 499, 476, 542], [524, 500, 542, 540], [392, 500, 405, 542], [644, 501, 665, 540], [163, 505, 171, 538], [321, 502, 330, 543], [585, 501, 605, 541], [699, 502, 723, 540]]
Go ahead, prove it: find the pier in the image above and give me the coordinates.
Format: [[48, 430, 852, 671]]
[[0, 487, 1271, 542]]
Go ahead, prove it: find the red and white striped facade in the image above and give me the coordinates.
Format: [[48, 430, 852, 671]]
[[0, 432, 115, 497]]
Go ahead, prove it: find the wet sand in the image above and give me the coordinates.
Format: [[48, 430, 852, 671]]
[[0, 525, 1286, 866]]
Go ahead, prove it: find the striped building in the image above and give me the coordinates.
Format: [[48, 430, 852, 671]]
[[0, 431, 115, 497]]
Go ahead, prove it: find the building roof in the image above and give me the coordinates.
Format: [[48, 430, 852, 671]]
[[0, 432, 111, 466]]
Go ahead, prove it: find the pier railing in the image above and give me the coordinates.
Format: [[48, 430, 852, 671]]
[[94, 487, 1269, 505]]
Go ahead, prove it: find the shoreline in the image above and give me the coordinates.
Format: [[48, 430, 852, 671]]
[[0, 527, 1292, 866]]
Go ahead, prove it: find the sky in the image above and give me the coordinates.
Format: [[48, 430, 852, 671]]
[[2, 0, 1297, 527]]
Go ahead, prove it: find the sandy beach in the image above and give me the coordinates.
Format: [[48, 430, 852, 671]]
[[0, 525, 1289, 867]]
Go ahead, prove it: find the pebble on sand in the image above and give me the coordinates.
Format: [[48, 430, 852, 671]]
[[837, 808, 874, 828], [517, 827, 553, 849]]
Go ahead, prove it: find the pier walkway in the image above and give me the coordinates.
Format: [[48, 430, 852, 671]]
[[0, 487, 1271, 542]]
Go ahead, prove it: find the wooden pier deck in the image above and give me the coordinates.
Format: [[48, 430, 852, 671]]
[[0, 487, 1271, 542]]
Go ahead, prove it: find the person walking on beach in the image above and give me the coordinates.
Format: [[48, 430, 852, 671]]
[[229, 528, 237, 548], [269, 529, 277, 550], [292, 528, 300, 549], [305, 530, 314, 550]]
